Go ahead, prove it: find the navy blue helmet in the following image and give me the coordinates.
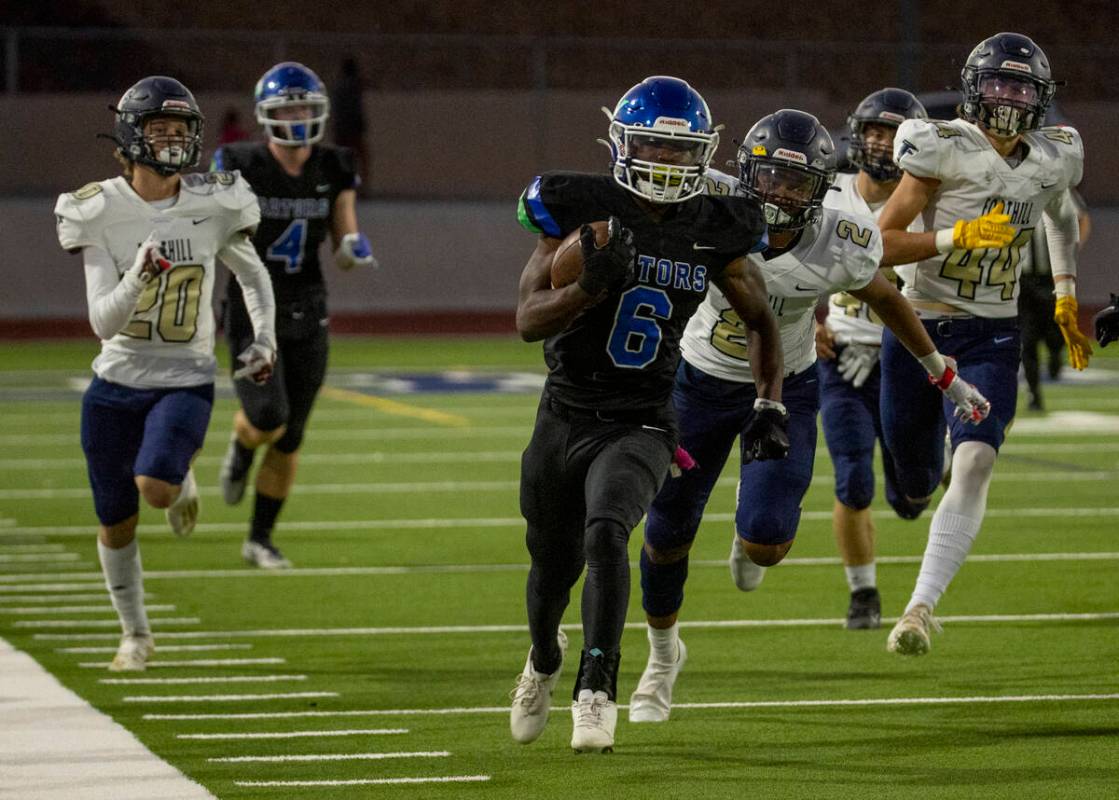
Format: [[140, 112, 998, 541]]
[[846, 88, 927, 182], [604, 76, 719, 204], [961, 33, 1056, 137], [736, 109, 836, 233], [255, 62, 330, 146], [112, 76, 204, 176]]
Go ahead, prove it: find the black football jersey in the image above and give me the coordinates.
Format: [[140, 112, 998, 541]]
[[215, 142, 357, 306], [517, 172, 766, 411]]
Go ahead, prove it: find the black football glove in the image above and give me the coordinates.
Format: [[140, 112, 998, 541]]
[[578, 216, 636, 297], [1094, 293, 1119, 348], [741, 399, 790, 463]]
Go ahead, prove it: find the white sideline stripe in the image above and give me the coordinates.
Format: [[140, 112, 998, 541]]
[[124, 691, 338, 703], [2, 550, 1115, 585], [1, 604, 174, 615], [179, 728, 407, 740], [61, 643, 253, 654], [3, 469, 1117, 500], [0, 544, 66, 552], [102, 674, 307, 686], [0, 582, 106, 591], [0, 451, 526, 470], [81, 658, 284, 669], [0, 594, 113, 603], [8, 505, 1119, 539], [150, 693, 1119, 723], [0, 552, 81, 562], [235, 776, 492, 788], [14, 617, 199, 628], [0, 636, 217, 800], [0, 427, 528, 446], [34, 611, 1119, 642], [209, 750, 450, 763]]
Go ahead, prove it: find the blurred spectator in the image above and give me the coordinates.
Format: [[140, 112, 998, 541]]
[[332, 57, 370, 195], [218, 108, 252, 145]]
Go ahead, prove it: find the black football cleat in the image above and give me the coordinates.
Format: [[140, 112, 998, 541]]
[[846, 587, 882, 630]]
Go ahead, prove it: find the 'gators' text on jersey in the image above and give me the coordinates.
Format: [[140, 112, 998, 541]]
[[518, 171, 767, 411]]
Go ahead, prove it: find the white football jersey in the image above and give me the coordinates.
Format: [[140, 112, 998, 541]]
[[685, 169, 881, 381], [823, 172, 918, 345], [892, 117, 1084, 318], [56, 173, 260, 387]]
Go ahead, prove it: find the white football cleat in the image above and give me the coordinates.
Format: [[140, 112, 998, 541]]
[[510, 630, 568, 744], [629, 637, 687, 723], [887, 603, 941, 656], [241, 540, 292, 570], [729, 535, 766, 591], [219, 433, 252, 505], [166, 468, 199, 537], [109, 632, 154, 672], [571, 689, 617, 753]]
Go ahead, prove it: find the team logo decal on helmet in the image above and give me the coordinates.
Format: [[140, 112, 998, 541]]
[[601, 76, 720, 204], [846, 88, 927, 182], [255, 62, 331, 146], [109, 76, 205, 176], [961, 32, 1056, 138], [736, 109, 836, 233]]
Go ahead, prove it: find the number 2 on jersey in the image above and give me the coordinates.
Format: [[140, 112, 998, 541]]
[[122, 265, 204, 342], [607, 286, 673, 368], [939, 228, 1033, 301], [267, 219, 308, 273]]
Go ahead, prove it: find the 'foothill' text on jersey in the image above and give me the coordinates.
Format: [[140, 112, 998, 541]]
[[518, 171, 766, 412]]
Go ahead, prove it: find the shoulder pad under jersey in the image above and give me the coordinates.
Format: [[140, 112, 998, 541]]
[[517, 171, 616, 239]]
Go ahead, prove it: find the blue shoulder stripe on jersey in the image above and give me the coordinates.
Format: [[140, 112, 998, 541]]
[[211, 147, 225, 172], [523, 176, 562, 238], [750, 227, 769, 253]]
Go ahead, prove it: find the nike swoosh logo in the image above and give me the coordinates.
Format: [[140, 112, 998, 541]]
[[795, 284, 818, 293], [1039, 182, 1057, 189], [192, 217, 211, 225], [693, 243, 717, 251], [316, 183, 331, 192], [994, 336, 1014, 344]]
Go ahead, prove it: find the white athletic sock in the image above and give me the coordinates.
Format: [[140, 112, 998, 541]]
[[97, 539, 150, 636], [647, 623, 680, 664], [844, 563, 877, 593], [908, 510, 981, 612]]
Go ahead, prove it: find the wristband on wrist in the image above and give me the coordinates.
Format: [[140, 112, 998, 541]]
[[917, 350, 947, 379], [935, 227, 956, 254], [1053, 278, 1076, 297], [753, 398, 786, 414]]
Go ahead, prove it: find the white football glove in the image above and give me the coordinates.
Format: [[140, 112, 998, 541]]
[[334, 232, 378, 271], [233, 341, 276, 385], [930, 356, 990, 425], [128, 232, 171, 284], [837, 342, 880, 388]]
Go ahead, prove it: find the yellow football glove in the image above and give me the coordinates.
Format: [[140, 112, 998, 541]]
[[952, 202, 1016, 250], [1054, 295, 1093, 370]]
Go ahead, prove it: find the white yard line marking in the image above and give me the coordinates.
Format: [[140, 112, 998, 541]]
[[0, 637, 217, 800], [149, 693, 1119, 722], [1, 604, 173, 615], [2, 550, 1116, 584], [0, 552, 81, 562], [0, 451, 525, 470], [209, 750, 450, 763], [0, 427, 527, 446], [0, 582, 106, 592], [234, 776, 491, 788], [14, 617, 198, 628], [80, 658, 283, 669], [101, 674, 306, 686], [33, 611, 1119, 642], [124, 691, 338, 703], [0, 594, 113, 603], [0, 544, 66, 552], [60, 643, 253, 654], [178, 728, 407, 740]]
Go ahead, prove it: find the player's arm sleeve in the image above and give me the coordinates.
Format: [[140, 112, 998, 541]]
[[516, 173, 591, 239], [1043, 188, 1080, 282], [219, 232, 276, 352], [893, 119, 944, 180], [84, 245, 145, 340]]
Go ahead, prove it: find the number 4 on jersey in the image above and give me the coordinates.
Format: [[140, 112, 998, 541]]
[[267, 219, 308, 273]]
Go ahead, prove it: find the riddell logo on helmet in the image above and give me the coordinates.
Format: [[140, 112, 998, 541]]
[[161, 100, 192, 110], [773, 148, 808, 164], [878, 111, 905, 124], [999, 60, 1033, 73], [653, 117, 690, 129]]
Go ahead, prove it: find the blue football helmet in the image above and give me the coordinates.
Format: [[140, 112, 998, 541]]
[[112, 76, 204, 176], [961, 33, 1056, 138], [255, 62, 330, 146], [846, 88, 927, 182], [603, 76, 719, 204], [736, 109, 836, 233]]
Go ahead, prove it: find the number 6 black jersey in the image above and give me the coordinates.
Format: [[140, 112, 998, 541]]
[[214, 143, 357, 306], [517, 171, 767, 412]]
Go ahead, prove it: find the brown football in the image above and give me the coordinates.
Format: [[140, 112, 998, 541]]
[[550, 221, 609, 289]]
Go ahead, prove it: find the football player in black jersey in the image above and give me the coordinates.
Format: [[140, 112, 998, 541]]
[[508, 76, 786, 753], [213, 62, 377, 569]]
